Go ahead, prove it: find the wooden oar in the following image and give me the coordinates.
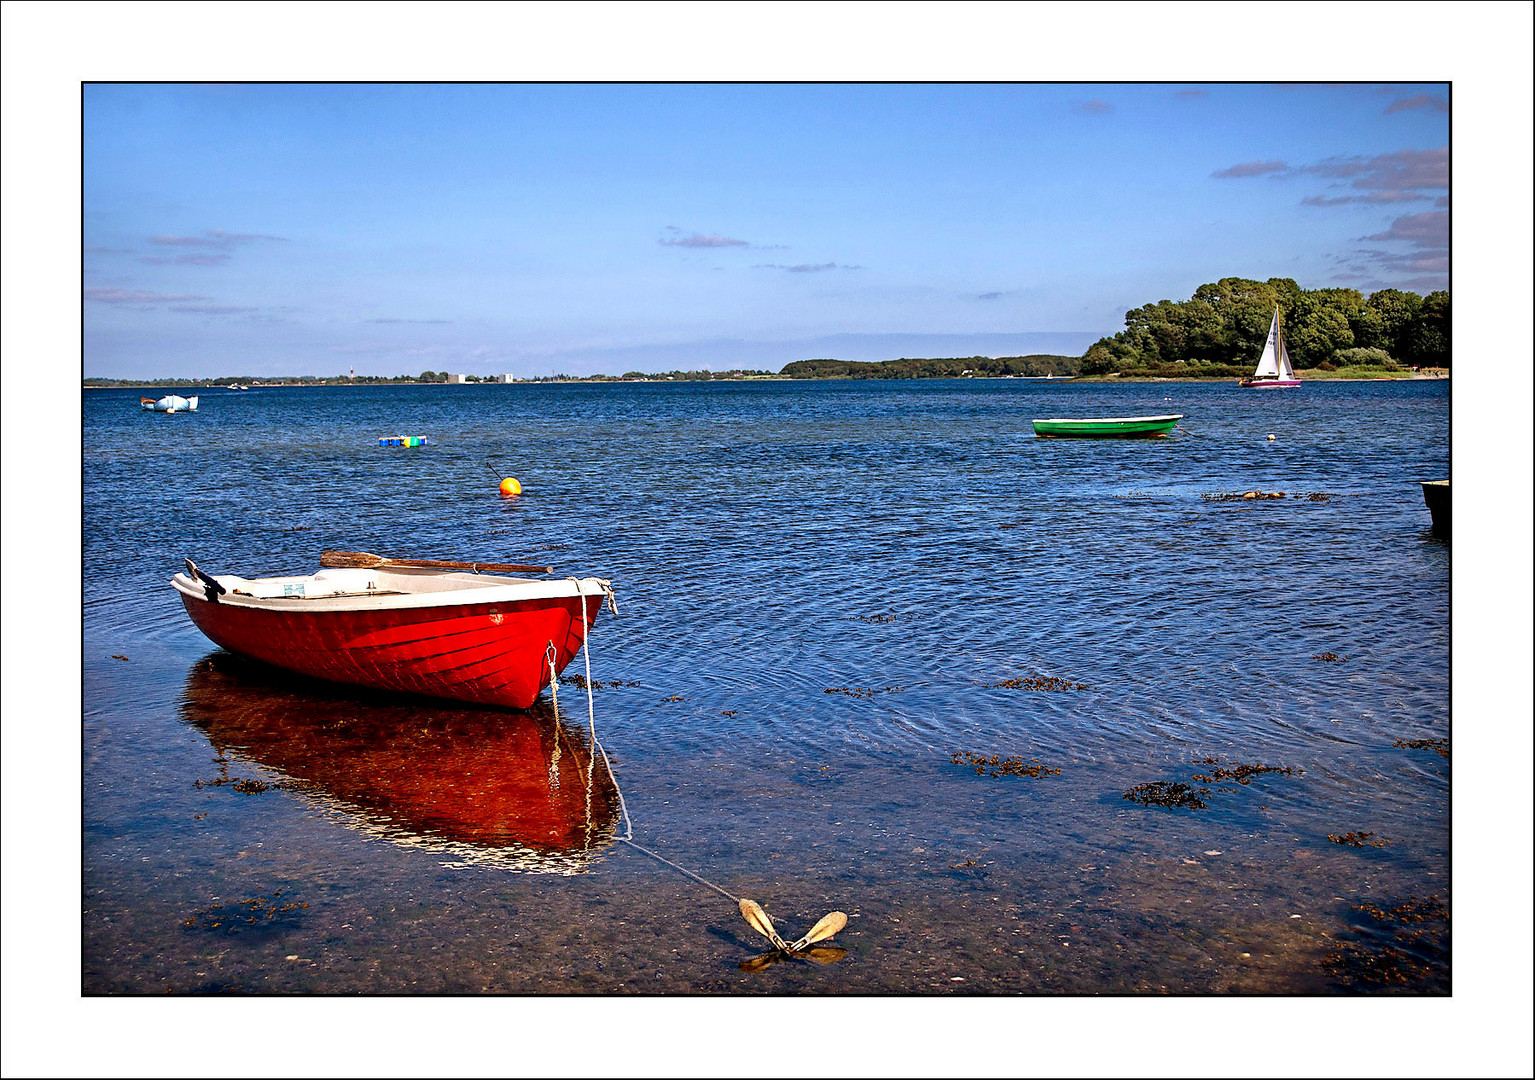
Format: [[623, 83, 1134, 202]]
[[321, 550, 554, 574]]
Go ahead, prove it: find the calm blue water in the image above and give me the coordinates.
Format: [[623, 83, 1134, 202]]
[[83, 379, 1449, 993]]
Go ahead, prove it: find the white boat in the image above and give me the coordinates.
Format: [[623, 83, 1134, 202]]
[[140, 394, 199, 412], [1239, 307, 1300, 388]]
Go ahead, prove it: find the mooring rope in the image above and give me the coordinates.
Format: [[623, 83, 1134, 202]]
[[560, 578, 741, 904], [618, 836, 741, 903], [1175, 422, 1203, 438], [543, 643, 564, 793]]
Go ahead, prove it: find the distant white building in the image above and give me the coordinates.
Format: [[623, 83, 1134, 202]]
[[447, 373, 468, 384], [498, 373, 516, 383]]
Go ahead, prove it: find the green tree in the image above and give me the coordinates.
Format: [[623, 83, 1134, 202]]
[[1078, 278, 1441, 375], [1287, 293, 1356, 367], [1330, 347, 1398, 369], [1401, 290, 1450, 366], [1355, 289, 1422, 355], [1192, 278, 1284, 363], [1265, 277, 1304, 310], [1080, 339, 1134, 375]]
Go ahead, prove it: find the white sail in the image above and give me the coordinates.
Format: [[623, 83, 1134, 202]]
[[1253, 309, 1281, 378], [1276, 335, 1295, 381]]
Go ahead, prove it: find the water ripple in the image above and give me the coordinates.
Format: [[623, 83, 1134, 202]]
[[86, 379, 1447, 825]]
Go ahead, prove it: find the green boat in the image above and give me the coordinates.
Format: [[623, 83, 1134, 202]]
[[1032, 414, 1183, 438]]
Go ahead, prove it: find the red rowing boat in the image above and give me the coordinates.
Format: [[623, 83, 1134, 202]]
[[173, 556, 616, 709]]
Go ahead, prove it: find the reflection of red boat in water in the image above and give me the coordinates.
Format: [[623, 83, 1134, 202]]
[[180, 653, 622, 872]]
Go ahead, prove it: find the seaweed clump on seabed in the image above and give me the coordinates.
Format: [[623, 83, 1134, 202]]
[[951, 751, 1061, 778], [1121, 781, 1210, 809], [559, 674, 642, 689], [184, 892, 310, 936], [1124, 756, 1299, 811], [825, 685, 904, 699], [1328, 830, 1389, 847], [983, 676, 1091, 691], [1190, 760, 1298, 786], [1393, 737, 1449, 760], [1202, 490, 1287, 502], [1321, 896, 1449, 992]]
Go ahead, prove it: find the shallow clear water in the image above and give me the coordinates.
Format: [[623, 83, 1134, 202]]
[[83, 378, 1449, 994]]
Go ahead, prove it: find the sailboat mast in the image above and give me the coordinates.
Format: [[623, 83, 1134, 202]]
[[1270, 306, 1280, 375], [1275, 304, 1295, 380]]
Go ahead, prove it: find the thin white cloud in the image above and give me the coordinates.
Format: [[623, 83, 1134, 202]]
[[1302, 190, 1431, 207], [1384, 94, 1449, 114], [1212, 160, 1288, 179], [753, 262, 861, 273], [1305, 147, 1448, 194], [1216, 147, 1448, 207], [1340, 209, 1449, 289], [1364, 210, 1449, 249], [660, 232, 749, 248], [147, 229, 287, 247], [85, 287, 209, 305], [141, 253, 232, 266]]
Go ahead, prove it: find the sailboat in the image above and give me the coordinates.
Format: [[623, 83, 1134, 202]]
[[1238, 307, 1300, 388]]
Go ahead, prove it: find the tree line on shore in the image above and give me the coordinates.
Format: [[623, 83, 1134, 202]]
[[1081, 277, 1449, 377], [781, 354, 1079, 379]]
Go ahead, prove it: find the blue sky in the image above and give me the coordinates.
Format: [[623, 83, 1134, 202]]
[[82, 80, 1450, 379]]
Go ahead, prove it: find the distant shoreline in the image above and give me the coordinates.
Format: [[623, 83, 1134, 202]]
[[86, 370, 1448, 388]]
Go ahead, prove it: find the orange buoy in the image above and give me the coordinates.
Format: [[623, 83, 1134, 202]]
[[499, 477, 522, 497]]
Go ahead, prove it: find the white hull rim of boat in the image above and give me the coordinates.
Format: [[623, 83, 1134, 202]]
[[172, 565, 611, 614]]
